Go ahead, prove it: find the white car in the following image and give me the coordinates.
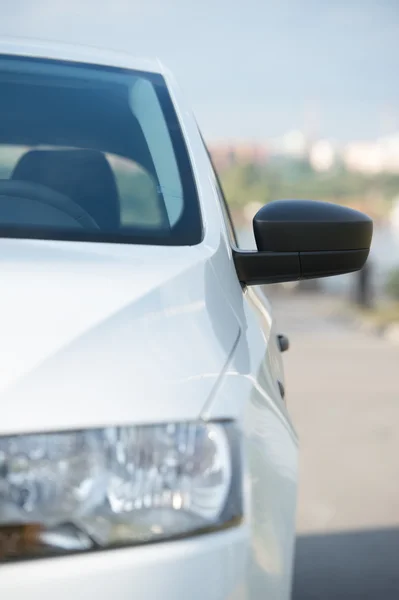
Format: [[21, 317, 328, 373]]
[[0, 39, 372, 600]]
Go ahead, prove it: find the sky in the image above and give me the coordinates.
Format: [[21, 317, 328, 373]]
[[1, 0, 398, 142]]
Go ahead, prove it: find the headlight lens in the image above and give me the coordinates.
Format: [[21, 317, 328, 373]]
[[0, 422, 241, 561]]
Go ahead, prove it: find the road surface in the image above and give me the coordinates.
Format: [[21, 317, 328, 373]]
[[270, 289, 399, 600]]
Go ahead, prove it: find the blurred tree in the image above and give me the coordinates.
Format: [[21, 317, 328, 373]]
[[220, 163, 271, 211], [217, 156, 399, 224]]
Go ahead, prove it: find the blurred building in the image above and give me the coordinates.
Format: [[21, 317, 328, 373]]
[[343, 133, 399, 174], [208, 132, 399, 176], [309, 140, 336, 172], [271, 130, 308, 159]]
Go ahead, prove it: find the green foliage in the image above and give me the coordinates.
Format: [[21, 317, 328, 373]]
[[385, 268, 399, 300]]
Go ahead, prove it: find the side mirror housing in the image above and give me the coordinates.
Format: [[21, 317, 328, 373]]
[[233, 200, 373, 286]]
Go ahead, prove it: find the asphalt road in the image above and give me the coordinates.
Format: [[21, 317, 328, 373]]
[[271, 289, 399, 600]]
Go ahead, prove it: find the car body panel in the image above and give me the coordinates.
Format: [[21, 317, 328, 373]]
[[0, 528, 249, 600], [0, 237, 240, 435]]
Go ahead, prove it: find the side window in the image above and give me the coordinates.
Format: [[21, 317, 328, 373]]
[[213, 173, 238, 247], [197, 129, 238, 246]]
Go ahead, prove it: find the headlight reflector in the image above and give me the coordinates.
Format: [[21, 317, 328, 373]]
[[0, 422, 241, 561]]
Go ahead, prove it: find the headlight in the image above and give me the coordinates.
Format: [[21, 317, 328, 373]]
[[0, 421, 241, 561]]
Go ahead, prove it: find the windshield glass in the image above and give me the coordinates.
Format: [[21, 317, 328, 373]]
[[0, 55, 202, 245]]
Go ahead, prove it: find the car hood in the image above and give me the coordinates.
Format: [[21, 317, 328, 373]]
[[0, 238, 240, 435]]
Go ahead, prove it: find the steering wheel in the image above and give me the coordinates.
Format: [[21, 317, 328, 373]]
[[0, 180, 99, 230]]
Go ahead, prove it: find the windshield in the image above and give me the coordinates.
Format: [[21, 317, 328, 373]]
[[0, 55, 202, 245]]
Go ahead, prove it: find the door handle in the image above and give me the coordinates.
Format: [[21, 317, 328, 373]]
[[277, 334, 289, 353]]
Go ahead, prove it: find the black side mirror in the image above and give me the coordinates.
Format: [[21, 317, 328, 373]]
[[233, 199, 373, 286]]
